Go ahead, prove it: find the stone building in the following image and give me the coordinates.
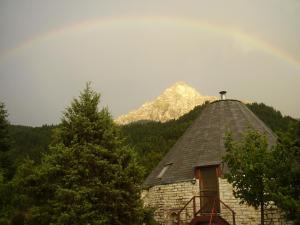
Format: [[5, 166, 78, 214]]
[[142, 93, 290, 225]]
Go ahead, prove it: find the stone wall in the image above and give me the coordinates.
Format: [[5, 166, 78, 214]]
[[142, 180, 200, 225], [143, 178, 291, 225], [219, 178, 260, 225]]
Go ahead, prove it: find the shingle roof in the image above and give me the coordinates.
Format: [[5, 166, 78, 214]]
[[143, 100, 277, 187]]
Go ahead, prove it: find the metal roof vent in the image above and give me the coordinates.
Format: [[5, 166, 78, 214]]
[[219, 91, 227, 100]]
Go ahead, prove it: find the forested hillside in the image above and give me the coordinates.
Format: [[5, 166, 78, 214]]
[[246, 103, 296, 133], [3, 125, 54, 179], [9, 125, 54, 161], [6, 102, 298, 178]]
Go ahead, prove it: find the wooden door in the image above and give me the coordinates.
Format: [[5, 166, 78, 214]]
[[199, 166, 220, 213]]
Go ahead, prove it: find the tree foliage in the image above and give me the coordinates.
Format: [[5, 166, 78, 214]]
[[223, 128, 300, 225], [268, 122, 300, 224], [8, 125, 54, 163], [223, 130, 272, 225], [13, 83, 144, 225], [0, 102, 13, 180], [0, 102, 17, 224], [0, 102, 10, 152], [53, 84, 120, 149]]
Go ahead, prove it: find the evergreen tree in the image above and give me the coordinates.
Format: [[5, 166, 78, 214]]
[[15, 83, 144, 225], [0, 102, 10, 153], [0, 102, 12, 179], [53, 84, 120, 149], [0, 102, 18, 224]]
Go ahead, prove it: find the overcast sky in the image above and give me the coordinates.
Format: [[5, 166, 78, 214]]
[[0, 0, 300, 126]]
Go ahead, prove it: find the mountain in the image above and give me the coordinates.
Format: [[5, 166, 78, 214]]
[[115, 81, 217, 124]]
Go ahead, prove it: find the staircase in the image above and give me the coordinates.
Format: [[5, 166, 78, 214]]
[[176, 196, 236, 225]]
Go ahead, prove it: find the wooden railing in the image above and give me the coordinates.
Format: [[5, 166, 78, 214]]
[[176, 195, 236, 225]]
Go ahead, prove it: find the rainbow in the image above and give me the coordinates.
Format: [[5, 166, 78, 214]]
[[1, 16, 299, 69]]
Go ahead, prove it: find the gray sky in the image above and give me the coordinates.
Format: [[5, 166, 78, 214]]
[[0, 0, 300, 126]]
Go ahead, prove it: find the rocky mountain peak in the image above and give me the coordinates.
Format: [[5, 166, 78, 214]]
[[161, 81, 202, 98], [115, 82, 217, 125]]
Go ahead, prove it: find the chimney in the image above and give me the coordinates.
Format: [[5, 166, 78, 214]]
[[219, 91, 227, 100]]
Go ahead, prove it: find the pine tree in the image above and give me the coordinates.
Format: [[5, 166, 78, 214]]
[[0, 101, 15, 181], [0, 102, 17, 224], [15, 83, 144, 225], [0, 102, 10, 153], [0, 102, 12, 179]]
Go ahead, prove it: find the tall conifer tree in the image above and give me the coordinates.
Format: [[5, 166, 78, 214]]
[[0, 102, 10, 153], [15, 83, 144, 225], [0, 102, 13, 179]]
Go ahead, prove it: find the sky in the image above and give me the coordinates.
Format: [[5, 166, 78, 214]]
[[0, 0, 300, 126]]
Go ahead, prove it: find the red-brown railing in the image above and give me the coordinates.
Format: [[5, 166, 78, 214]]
[[176, 196, 236, 225], [209, 199, 217, 225]]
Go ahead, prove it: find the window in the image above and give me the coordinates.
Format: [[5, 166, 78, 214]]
[[157, 163, 172, 179]]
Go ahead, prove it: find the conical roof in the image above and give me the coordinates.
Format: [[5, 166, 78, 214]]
[[144, 100, 277, 187]]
